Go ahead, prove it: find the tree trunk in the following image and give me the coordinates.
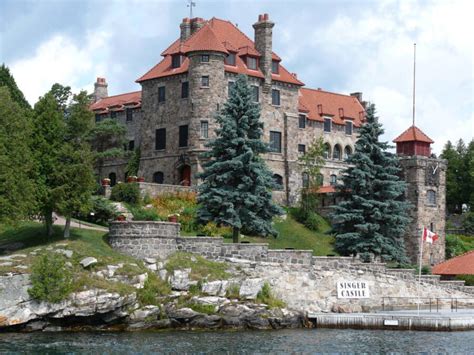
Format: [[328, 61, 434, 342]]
[[232, 227, 240, 244], [45, 211, 54, 238], [64, 217, 71, 238]]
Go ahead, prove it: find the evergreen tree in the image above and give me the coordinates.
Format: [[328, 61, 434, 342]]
[[197, 75, 282, 243], [0, 87, 36, 223], [466, 140, 474, 209], [331, 104, 410, 262], [441, 140, 463, 213], [0, 64, 30, 109]]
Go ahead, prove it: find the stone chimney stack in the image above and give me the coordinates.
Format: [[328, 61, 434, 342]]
[[93, 77, 108, 102], [190, 17, 205, 35], [180, 18, 191, 41], [350, 92, 367, 109], [253, 13, 274, 91]]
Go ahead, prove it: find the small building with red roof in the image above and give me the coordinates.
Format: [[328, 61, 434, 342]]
[[432, 250, 474, 278]]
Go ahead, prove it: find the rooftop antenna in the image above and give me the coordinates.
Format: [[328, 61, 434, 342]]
[[187, 0, 196, 18], [412, 43, 416, 126]]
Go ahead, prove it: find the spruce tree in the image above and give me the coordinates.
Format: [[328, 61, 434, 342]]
[[197, 75, 282, 243], [331, 104, 410, 262], [441, 140, 463, 213], [0, 64, 30, 109]]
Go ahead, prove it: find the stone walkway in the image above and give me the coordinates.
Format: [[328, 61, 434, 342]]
[[53, 215, 108, 232]]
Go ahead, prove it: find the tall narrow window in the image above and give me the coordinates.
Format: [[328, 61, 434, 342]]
[[269, 131, 282, 153], [298, 114, 306, 129], [179, 125, 188, 147], [271, 60, 279, 74], [171, 55, 181, 68], [200, 121, 208, 139], [302, 172, 309, 188], [323, 143, 331, 159], [427, 190, 436, 205], [345, 121, 353, 135], [298, 144, 306, 155], [333, 145, 341, 160], [273, 174, 283, 190], [251, 85, 259, 103], [155, 128, 166, 150], [228, 81, 235, 97], [317, 174, 324, 185], [201, 54, 210, 62], [95, 114, 101, 122], [247, 57, 257, 70], [201, 76, 209, 87], [330, 174, 337, 186], [324, 117, 331, 132], [344, 146, 352, 160], [110, 111, 117, 118], [158, 86, 166, 102], [271, 89, 280, 106], [225, 53, 236, 66], [126, 108, 133, 122], [181, 81, 189, 98]]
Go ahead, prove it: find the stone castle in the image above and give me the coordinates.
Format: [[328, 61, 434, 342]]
[[90, 14, 446, 265]]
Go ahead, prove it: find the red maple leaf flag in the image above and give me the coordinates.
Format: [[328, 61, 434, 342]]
[[422, 227, 439, 244]]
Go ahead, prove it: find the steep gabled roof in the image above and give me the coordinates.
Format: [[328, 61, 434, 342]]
[[137, 17, 302, 85], [432, 250, 474, 275], [393, 125, 434, 143], [298, 88, 365, 127], [90, 91, 142, 111]]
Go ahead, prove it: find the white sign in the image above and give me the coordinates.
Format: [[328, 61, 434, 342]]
[[384, 319, 399, 326], [337, 280, 370, 299]]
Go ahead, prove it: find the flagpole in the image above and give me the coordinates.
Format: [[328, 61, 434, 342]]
[[417, 227, 424, 316]]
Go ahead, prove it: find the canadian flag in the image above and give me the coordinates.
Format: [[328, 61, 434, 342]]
[[422, 228, 439, 244]]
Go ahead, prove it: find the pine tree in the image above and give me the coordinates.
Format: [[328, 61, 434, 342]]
[[331, 104, 410, 262], [0, 87, 36, 223], [0, 64, 30, 109], [441, 140, 463, 213], [197, 75, 282, 243]]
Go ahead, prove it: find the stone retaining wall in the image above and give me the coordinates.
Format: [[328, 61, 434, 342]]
[[138, 182, 195, 198]]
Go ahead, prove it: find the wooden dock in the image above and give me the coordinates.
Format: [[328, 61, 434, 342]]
[[307, 311, 474, 331]]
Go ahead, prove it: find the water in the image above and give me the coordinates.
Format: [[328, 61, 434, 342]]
[[0, 329, 473, 354]]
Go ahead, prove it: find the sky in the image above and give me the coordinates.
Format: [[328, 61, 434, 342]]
[[1, 0, 472, 153]]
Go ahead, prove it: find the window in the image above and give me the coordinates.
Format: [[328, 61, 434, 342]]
[[181, 81, 189, 98], [228, 81, 235, 97], [225, 53, 236, 66], [269, 131, 282, 153], [298, 144, 306, 155], [95, 114, 101, 122], [179, 125, 188, 147], [330, 174, 337, 186], [302, 172, 309, 188], [251, 85, 259, 103], [158, 86, 166, 102], [324, 118, 332, 132], [271, 89, 280, 106], [298, 114, 306, 129], [110, 111, 117, 119], [128, 140, 135, 151], [201, 54, 209, 62], [317, 174, 324, 185], [323, 143, 331, 159], [427, 190, 436, 205], [153, 171, 164, 184], [271, 60, 279, 74], [171, 55, 181, 68], [200, 121, 208, 139], [201, 76, 209, 87], [345, 121, 353, 135], [273, 174, 283, 190], [126, 108, 133, 122], [155, 128, 166, 150], [247, 56, 257, 70], [344, 146, 352, 160], [333, 145, 341, 160]]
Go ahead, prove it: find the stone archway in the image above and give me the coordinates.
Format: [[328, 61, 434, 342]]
[[179, 165, 191, 186]]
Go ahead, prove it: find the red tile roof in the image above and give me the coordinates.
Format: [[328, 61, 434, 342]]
[[90, 91, 142, 111], [137, 17, 302, 85], [298, 88, 365, 127], [393, 125, 434, 143], [432, 250, 474, 275]]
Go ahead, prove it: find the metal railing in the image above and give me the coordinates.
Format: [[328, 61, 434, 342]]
[[381, 296, 474, 312]]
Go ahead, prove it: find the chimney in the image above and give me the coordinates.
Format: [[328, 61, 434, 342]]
[[190, 17, 205, 35], [253, 13, 274, 92], [180, 17, 191, 41], [350, 92, 363, 102], [93, 77, 108, 102]]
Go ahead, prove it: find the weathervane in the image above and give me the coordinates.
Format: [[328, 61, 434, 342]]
[[187, 0, 196, 18]]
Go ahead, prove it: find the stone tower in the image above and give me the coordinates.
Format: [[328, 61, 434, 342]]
[[93, 77, 108, 102], [393, 125, 447, 265]]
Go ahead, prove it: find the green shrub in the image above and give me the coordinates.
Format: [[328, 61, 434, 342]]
[[110, 182, 141, 205], [256, 282, 286, 309], [180, 206, 198, 233], [28, 253, 73, 303], [75, 196, 118, 226], [421, 265, 431, 275], [462, 212, 474, 235], [187, 302, 216, 315], [137, 272, 171, 306], [129, 206, 161, 221], [225, 283, 240, 299], [456, 274, 474, 286], [303, 211, 325, 231], [446, 234, 474, 258]]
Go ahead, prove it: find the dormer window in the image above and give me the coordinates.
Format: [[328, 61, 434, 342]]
[[271, 60, 279, 74], [225, 53, 236, 66], [171, 55, 182, 68], [247, 57, 257, 70]]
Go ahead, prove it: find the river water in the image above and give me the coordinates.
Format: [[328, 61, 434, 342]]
[[1, 329, 473, 354]]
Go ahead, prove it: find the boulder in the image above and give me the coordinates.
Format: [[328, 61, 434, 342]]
[[55, 249, 73, 258], [169, 269, 191, 291], [158, 269, 167, 281], [202, 280, 229, 296], [129, 305, 160, 321], [239, 278, 264, 300], [146, 263, 157, 272], [331, 303, 363, 313], [144, 258, 156, 264], [80, 257, 97, 268]]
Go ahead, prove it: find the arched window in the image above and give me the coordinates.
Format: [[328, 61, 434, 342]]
[[153, 171, 164, 184], [330, 174, 337, 186], [108, 172, 116, 186], [323, 143, 331, 159], [272, 174, 283, 190], [316, 174, 324, 186], [302, 172, 309, 188], [427, 190, 436, 205], [344, 146, 352, 160], [333, 145, 341, 160]]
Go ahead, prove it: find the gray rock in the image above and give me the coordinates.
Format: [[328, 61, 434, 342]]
[[158, 269, 167, 281], [170, 269, 191, 291], [130, 305, 160, 321], [202, 280, 229, 296], [167, 307, 201, 322], [55, 249, 73, 258], [146, 263, 157, 271], [190, 314, 222, 328], [239, 278, 264, 300], [0, 262, 13, 267], [80, 257, 97, 268], [144, 258, 156, 264]]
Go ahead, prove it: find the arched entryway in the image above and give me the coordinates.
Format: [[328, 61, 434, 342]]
[[108, 172, 117, 186], [179, 165, 191, 186]]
